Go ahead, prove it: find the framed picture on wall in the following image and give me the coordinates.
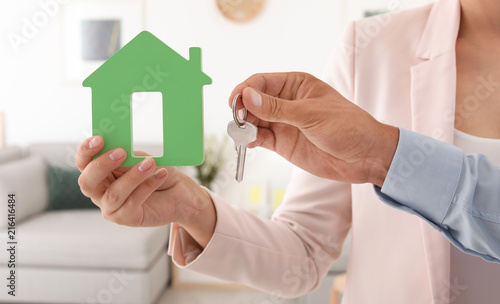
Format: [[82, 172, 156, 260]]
[[61, 0, 145, 83]]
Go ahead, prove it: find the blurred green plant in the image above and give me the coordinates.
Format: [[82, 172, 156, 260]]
[[195, 135, 228, 190]]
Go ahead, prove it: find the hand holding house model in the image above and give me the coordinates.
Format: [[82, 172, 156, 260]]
[[83, 31, 212, 166]]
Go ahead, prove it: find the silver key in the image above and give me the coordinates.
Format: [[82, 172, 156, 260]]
[[227, 120, 257, 182]]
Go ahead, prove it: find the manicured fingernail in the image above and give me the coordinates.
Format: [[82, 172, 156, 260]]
[[89, 137, 100, 149], [109, 149, 125, 161], [138, 158, 153, 172], [249, 89, 262, 108], [155, 168, 167, 178]]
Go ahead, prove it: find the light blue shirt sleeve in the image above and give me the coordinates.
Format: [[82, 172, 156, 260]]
[[375, 128, 500, 263]]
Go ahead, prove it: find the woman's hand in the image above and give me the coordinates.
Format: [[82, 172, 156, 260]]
[[230, 72, 399, 187], [75, 136, 216, 247]]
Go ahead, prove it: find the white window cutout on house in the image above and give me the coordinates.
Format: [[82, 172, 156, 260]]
[[131, 92, 164, 157]]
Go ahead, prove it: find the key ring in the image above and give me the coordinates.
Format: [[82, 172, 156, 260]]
[[232, 94, 247, 128]]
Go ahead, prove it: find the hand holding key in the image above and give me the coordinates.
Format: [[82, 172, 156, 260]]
[[228, 72, 399, 187]]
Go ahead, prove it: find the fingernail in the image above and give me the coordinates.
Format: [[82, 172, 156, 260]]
[[237, 109, 245, 120], [109, 149, 125, 161], [89, 137, 100, 149], [138, 158, 153, 172], [249, 89, 262, 108], [155, 168, 167, 178]]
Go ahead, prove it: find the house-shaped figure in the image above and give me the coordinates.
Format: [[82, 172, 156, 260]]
[[83, 31, 211, 166]]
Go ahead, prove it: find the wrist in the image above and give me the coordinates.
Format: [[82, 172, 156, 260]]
[[368, 124, 399, 187], [174, 176, 217, 248]]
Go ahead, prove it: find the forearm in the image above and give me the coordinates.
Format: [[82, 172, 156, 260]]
[[376, 128, 500, 262], [171, 194, 320, 297], [174, 174, 216, 248], [169, 170, 352, 297]]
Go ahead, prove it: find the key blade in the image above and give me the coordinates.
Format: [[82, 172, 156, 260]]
[[235, 145, 245, 182], [227, 121, 258, 182]]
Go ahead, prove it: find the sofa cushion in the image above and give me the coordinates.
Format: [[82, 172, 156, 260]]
[[47, 166, 98, 210], [0, 156, 48, 229], [0, 210, 169, 270], [0, 146, 22, 165], [28, 143, 80, 168]]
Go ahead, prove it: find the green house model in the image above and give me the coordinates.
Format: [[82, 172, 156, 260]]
[[83, 31, 211, 166]]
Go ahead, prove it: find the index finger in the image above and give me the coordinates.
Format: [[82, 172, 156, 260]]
[[228, 72, 309, 109], [75, 136, 104, 172]]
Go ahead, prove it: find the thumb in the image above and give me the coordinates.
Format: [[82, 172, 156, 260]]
[[242, 87, 301, 125]]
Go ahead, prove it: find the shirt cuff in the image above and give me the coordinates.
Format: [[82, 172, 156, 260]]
[[378, 128, 464, 225]]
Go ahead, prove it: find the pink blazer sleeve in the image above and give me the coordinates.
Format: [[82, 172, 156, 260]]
[[168, 22, 355, 298]]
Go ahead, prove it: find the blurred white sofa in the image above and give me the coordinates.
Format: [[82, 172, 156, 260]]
[[0, 144, 170, 304]]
